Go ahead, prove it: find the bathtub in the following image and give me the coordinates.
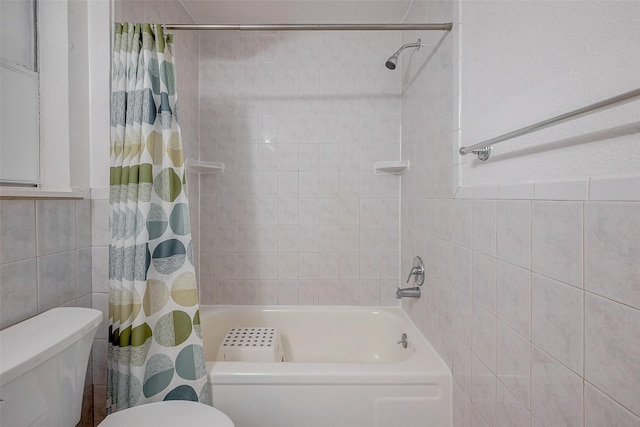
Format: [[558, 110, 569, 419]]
[[200, 305, 452, 427]]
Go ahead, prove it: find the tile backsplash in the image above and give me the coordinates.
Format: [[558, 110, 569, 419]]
[[0, 199, 93, 328], [404, 191, 640, 427]]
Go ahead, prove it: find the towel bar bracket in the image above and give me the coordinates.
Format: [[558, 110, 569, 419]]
[[466, 146, 492, 161]]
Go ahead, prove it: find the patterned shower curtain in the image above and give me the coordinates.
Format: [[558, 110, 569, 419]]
[[107, 23, 208, 413]]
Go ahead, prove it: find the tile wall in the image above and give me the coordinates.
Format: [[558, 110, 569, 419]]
[[443, 185, 640, 427], [400, 2, 640, 426], [197, 30, 404, 306], [0, 199, 92, 324]]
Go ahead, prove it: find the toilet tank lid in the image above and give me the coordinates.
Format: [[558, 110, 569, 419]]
[[0, 307, 103, 386]]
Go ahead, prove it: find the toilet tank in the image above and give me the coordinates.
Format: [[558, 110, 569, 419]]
[[0, 307, 103, 427]]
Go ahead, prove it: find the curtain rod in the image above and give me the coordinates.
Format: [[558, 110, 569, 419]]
[[163, 23, 453, 31]]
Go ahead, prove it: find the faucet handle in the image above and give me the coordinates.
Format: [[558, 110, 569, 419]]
[[406, 267, 420, 283], [405, 256, 425, 286]]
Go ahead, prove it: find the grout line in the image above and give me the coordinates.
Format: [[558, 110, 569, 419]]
[[584, 289, 640, 312], [176, 0, 198, 25], [400, 0, 416, 24], [34, 200, 41, 314], [583, 375, 587, 427], [585, 379, 640, 422], [530, 195, 534, 422], [495, 374, 530, 415], [582, 201, 586, 391], [532, 341, 583, 383]]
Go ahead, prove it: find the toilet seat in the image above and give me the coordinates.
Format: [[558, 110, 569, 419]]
[[98, 401, 235, 427]]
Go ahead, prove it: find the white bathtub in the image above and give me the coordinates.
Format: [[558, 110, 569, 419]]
[[200, 305, 452, 427]]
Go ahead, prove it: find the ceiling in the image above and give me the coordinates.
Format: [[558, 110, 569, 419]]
[[178, 1, 414, 24]]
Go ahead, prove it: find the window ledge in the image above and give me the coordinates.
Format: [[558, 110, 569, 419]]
[[0, 187, 89, 200]]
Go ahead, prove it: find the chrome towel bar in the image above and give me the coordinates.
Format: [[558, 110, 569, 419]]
[[460, 87, 640, 161]]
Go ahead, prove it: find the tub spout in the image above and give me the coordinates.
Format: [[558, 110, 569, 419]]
[[396, 286, 421, 299]]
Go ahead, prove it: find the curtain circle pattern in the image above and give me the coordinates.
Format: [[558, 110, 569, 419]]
[[107, 22, 209, 413]]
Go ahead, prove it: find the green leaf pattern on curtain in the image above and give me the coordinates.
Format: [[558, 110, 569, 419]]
[[108, 23, 208, 413]]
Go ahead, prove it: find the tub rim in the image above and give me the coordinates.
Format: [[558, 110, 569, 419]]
[[200, 305, 452, 385]]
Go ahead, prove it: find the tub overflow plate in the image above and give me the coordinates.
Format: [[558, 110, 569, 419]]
[[397, 333, 408, 348]]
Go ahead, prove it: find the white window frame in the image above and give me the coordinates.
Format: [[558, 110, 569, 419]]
[[0, 0, 110, 198], [37, 0, 72, 192]]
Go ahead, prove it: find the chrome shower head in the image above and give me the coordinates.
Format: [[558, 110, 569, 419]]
[[385, 55, 398, 70], [385, 38, 422, 71]]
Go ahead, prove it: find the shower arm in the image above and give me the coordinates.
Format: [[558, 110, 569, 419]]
[[390, 40, 422, 58]]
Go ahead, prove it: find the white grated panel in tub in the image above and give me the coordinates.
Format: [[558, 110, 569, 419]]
[[217, 328, 285, 362]]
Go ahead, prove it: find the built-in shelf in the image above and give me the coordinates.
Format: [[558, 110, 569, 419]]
[[373, 160, 409, 175], [185, 159, 225, 174]]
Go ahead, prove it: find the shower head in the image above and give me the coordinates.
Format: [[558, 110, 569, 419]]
[[385, 38, 422, 70], [385, 55, 398, 70]]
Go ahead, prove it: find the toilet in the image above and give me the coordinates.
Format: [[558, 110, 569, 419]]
[[0, 307, 234, 427]]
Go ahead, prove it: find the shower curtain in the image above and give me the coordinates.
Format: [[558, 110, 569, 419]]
[[107, 23, 208, 413]]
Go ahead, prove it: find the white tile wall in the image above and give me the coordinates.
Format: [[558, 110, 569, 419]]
[[411, 192, 640, 427], [531, 345, 584, 426], [37, 251, 78, 312], [472, 354, 497, 426], [452, 335, 472, 397], [407, 187, 640, 426], [472, 200, 496, 257], [198, 29, 402, 305], [453, 244, 472, 297], [471, 252, 496, 314], [496, 321, 530, 409], [453, 378, 472, 427], [532, 273, 584, 374], [496, 200, 531, 269], [0, 200, 36, 264], [584, 202, 640, 309], [496, 260, 531, 339], [496, 381, 530, 426], [589, 175, 640, 201], [37, 200, 77, 256], [471, 303, 497, 373], [585, 293, 640, 417], [0, 259, 38, 328], [531, 201, 583, 288], [584, 383, 640, 427], [534, 179, 589, 201]]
